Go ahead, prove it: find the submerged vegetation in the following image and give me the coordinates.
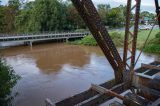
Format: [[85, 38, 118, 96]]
[[70, 30, 160, 54], [0, 57, 20, 106]]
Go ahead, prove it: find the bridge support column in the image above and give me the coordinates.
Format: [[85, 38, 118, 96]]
[[29, 41, 32, 47], [24, 41, 33, 47], [66, 38, 69, 43]]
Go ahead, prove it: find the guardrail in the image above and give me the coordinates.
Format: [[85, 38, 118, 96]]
[[0, 32, 90, 42]]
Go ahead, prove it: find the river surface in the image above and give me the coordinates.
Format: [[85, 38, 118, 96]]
[[0, 43, 159, 106]]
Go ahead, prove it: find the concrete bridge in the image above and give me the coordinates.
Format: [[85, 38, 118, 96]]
[[0, 32, 89, 46]]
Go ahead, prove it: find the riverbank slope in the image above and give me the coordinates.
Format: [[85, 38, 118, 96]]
[[69, 30, 160, 54]]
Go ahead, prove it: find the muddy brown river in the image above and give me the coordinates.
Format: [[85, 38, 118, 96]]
[[0, 43, 159, 106]]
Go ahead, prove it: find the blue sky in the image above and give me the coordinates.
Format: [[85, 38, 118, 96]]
[[1, 0, 156, 13]]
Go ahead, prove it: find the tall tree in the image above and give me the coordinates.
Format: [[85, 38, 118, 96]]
[[0, 5, 5, 33], [24, 0, 68, 32], [1, 0, 21, 33], [97, 4, 110, 25], [106, 6, 125, 28], [66, 4, 85, 30]]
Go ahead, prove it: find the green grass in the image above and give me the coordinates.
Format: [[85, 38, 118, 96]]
[[69, 29, 160, 54], [137, 30, 159, 48], [143, 30, 160, 53], [70, 35, 97, 46], [144, 44, 160, 53]]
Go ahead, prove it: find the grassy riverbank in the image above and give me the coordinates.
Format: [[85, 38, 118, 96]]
[[143, 31, 160, 53], [69, 30, 160, 53]]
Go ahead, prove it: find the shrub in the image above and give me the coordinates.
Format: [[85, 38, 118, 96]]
[[0, 57, 20, 106], [69, 31, 124, 46], [144, 44, 160, 53], [155, 31, 160, 39], [110, 32, 123, 47], [144, 31, 160, 53]]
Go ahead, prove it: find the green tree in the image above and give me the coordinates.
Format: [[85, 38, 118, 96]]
[[0, 57, 20, 106], [29, 0, 67, 32], [141, 11, 155, 19], [106, 6, 125, 28], [66, 4, 85, 30], [15, 1, 34, 33], [0, 5, 5, 32], [97, 4, 110, 25], [0, 0, 21, 33]]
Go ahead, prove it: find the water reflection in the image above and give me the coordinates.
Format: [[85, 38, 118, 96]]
[[0, 43, 158, 106]]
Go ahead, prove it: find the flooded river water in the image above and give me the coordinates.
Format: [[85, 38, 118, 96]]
[[0, 43, 159, 106]]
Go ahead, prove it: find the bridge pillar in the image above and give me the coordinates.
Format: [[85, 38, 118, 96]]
[[29, 41, 32, 47], [24, 41, 33, 47], [66, 38, 69, 43]]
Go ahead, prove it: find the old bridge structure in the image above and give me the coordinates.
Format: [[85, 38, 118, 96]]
[[0, 32, 89, 46], [45, 0, 160, 106]]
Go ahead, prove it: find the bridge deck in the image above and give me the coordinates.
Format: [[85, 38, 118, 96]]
[[0, 32, 89, 42]]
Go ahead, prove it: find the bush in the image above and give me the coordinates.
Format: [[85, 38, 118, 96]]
[[144, 31, 160, 53], [0, 57, 20, 106], [79, 35, 97, 46], [144, 44, 160, 53], [69, 31, 123, 46], [110, 32, 123, 47], [155, 31, 160, 44], [155, 31, 160, 39]]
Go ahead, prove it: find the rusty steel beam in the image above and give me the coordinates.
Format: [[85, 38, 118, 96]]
[[123, 0, 141, 82], [141, 64, 160, 70], [131, 0, 141, 70], [55, 80, 128, 106], [91, 84, 124, 100], [70, 0, 124, 84], [55, 79, 115, 106], [55, 62, 159, 106], [155, 0, 160, 28], [123, 0, 132, 70]]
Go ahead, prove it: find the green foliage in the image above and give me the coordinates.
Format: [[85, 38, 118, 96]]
[[106, 6, 125, 28], [70, 35, 97, 46], [155, 31, 160, 39], [70, 30, 160, 54], [14, 0, 85, 33], [0, 5, 5, 32], [97, 4, 126, 28], [144, 44, 160, 53], [70, 32, 123, 46], [66, 4, 85, 30], [144, 31, 160, 53], [0, 57, 20, 106], [109, 32, 123, 46], [0, 1, 156, 33], [140, 11, 155, 19], [97, 4, 110, 24]]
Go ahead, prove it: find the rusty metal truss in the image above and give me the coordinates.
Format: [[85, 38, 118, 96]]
[[155, 0, 160, 28], [71, 0, 124, 84], [44, 0, 160, 106], [123, 0, 141, 78]]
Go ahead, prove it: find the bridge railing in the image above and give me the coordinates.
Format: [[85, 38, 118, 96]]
[[0, 31, 90, 37], [0, 32, 90, 42]]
